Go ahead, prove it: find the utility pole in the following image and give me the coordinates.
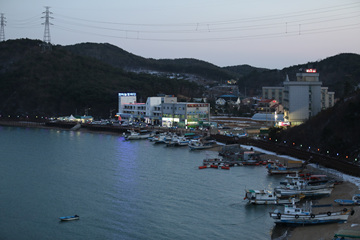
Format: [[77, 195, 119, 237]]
[[41, 6, 53, 51], [0, 13, 6, 42]]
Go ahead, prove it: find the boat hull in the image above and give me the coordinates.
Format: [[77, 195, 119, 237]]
[[59, 215, 79, 221], [274, 187, 332, 198], [270, 210, 352, 225], [334, 199, 359, 206], [244, 189, 302, 205]]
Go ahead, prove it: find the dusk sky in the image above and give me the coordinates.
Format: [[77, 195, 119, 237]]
[[2, 0, 360, 69]]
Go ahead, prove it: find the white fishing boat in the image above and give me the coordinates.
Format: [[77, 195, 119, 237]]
[[153, 133, 173, 144], [279, 177, 334, 191], [244, 189, 303, 205], [188, 139, 217, 150], [167, 136, 189, 147], [274, 185, 333, 198], [125, 130, 152, 140], [269, 200, 354, 225]]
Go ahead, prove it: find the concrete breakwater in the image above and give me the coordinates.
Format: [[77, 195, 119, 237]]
[[211, 134, 360, 178]]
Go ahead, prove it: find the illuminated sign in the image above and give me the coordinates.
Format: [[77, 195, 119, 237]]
[[187, 104, 209, 108], [118, 93, 136, 96], [306, 69, 317, 73]]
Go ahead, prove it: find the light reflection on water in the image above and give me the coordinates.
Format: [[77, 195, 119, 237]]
[[0, 126, 283, 240]]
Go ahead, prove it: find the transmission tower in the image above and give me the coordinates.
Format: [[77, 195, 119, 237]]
[[41, 6, 53, 51], [0, 13, 6, 42]]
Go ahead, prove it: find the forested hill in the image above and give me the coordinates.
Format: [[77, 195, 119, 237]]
[[228, 53, 360, 97], [65, 42, 360, 98], [64, 42, 237, 81], [0, 39, 359, 117], [272, 90, 360, 159], [0, 39, 202, 118]]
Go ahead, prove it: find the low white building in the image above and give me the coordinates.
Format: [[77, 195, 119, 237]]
[[145, 95, 177, 125], [162, 102, 210, 128]]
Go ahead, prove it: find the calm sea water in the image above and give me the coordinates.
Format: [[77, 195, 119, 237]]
[[0, 126, 286, 240]]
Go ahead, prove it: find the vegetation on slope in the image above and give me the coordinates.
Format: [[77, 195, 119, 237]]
[[64, 43, 236, 81], [0, 39, 201, 118], [270, 91, 360, 159], [227, 53, 360, 98]]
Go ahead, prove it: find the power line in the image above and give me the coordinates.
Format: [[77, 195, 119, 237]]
[[3, 2, 360, 43], [52, 22, 360, 42], [54, 1, 360, 27]]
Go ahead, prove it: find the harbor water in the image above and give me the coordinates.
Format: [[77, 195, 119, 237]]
[[0, 126, 286, 240]]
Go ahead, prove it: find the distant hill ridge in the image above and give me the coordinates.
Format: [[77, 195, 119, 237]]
[[0, 39, 359, 117], [64, 42, 360, 97]]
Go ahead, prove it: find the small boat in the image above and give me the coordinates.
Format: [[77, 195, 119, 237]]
[[166, 136, 189, 147], [59, 215, 80, 221], [279, 174, 334, 191], [280, 173, 331, 187], [188, 139, 217, 150], [334, 194, 360, 206], [153, 133, 173, 144], [124, 130, 152, 140], [244, 189, 303, 205], [274, 185, 333, 198], [333, 229, 360, 239], [269, 200, 354, 225], [267, 161, 306, 175]]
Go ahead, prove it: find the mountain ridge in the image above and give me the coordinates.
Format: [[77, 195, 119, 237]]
[[1, 39, 360, 118]]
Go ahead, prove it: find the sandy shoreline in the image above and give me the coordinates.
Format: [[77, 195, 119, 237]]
[[287, 174, 360, 240], [257, 154, 360, 240]]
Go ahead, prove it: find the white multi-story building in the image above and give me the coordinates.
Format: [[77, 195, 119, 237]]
[[117, 93, 137, 115], [162, 102, 210, 128], [145, 95, 177, 125], [262, 69, 335, 125], [283, 69, 333, 125]]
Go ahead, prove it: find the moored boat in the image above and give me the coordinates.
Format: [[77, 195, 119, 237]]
[[334, 194, 360, 206], [333, 229, 360, 239], [244, 189, 303, 205], [274, 185, 333, 198], [269, 200, 354, 225], [125, 130, 152, 140], [59, 215, 80, 221], [166, 136, 189, 147], [188, 139, 217, 150]]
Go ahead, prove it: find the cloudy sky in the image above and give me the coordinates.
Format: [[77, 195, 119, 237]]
[[2, 0, 360, 69]]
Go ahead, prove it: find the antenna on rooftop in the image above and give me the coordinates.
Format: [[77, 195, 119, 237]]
[[41, 6, 53, 51], [0, 13, 6, 42]]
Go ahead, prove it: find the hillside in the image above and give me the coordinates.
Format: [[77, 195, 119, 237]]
[[230, 53, 360, 97], [64, 42, 360, 99], [64, 42, 236, 82], [1, 39, 359, 119], [271, 91, 360, 159], [0, 39, 201, 118]]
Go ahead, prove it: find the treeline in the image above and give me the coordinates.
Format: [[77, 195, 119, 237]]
[[232, 53, 360, 98], [0, 39, 201, 118]]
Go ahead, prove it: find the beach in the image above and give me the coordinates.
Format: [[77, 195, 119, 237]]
[[288, 176, 360, 240], [258, 152, 360, 240]]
